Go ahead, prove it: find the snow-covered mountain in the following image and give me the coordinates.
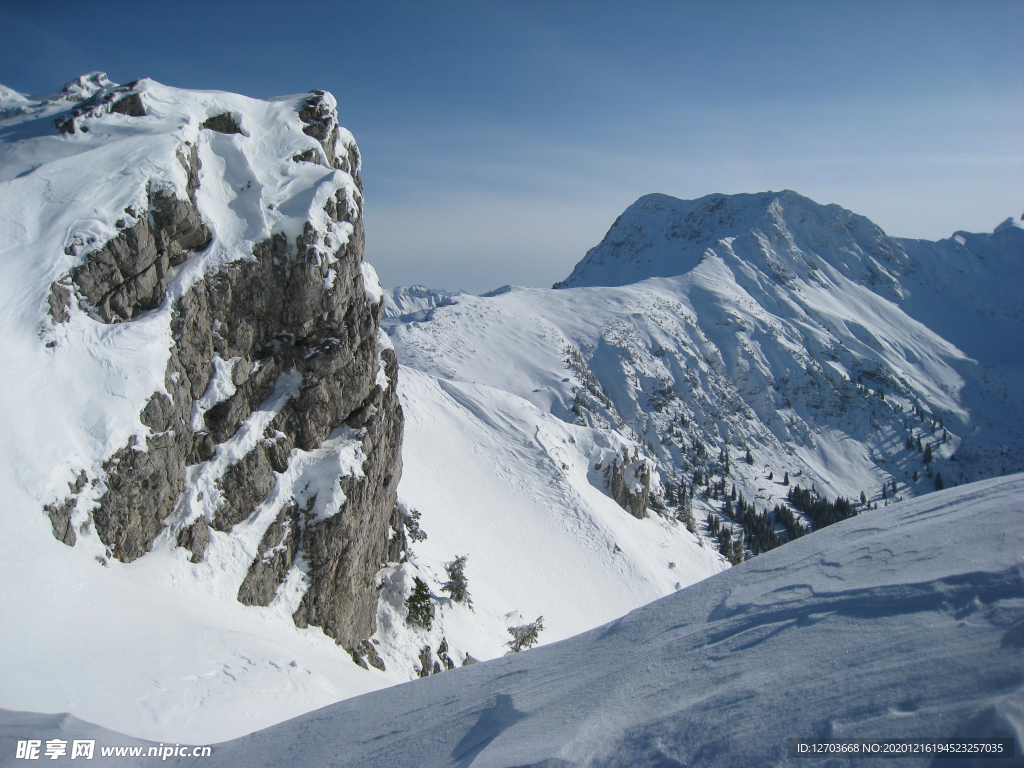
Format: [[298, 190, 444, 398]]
[[0, 76, 727, 745], [394, 191, 1023, 521], [5, 474, 1021, 766], [2, 72, 1021, 756], [382, 285, 460, 322], [0, 74, 411, 742]]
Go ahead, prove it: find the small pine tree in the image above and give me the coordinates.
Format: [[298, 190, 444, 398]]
[[506, 616, 544, 652], [934, 473, 944, 491], [881, 484, 887, 500], [745, 448, 754, 465], [913, 470, 919, 482], [923, 444, 933, 464], [783, 471, 790, 486], [768, 471, 774, 481], [860, 490, 867, 505], [729, 531, 744, 566], [730, 484, 737, 501], [405, 577, 433, 630], [402, 507, 428, 543], [441, 555, 472, 607]]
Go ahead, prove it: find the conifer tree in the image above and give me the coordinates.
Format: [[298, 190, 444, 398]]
[[441, 555, 472, 607], [923, 443, 933, 464], [405, 577, 433, 630], [860, 490, 867, 505], [783, 471, 790, 486], [913, 470, 919, 482], [506, 617, 544, 652], [718, 531, 732, 559], [729, 530, 745, 565], [745, 448, 754, 465], [934, 473, 944, 491]]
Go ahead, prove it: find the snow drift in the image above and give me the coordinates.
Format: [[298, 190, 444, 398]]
[[4, 474, 1020, 766]]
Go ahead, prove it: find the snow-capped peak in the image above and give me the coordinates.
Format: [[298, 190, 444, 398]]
[[554, 190, 912, 296]]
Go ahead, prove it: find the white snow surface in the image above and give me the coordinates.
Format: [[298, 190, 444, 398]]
[[388, 368, 723, 662], [3, 474, 1021, 766], [381, 284, 461, 324]]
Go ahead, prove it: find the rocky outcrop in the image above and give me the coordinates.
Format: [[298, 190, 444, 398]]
[[200, 112, 241, 134], [55, 90, 403, 651], [237, 502, 301, 607], [604, 449, 652, 519], [54, 144, 210, 325], [292, 344, 403, 646], [297, 91, 361, 182], [55, 80, 148, 134]]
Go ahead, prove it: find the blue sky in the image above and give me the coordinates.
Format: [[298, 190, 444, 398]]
[[1, 1, 1021, 292]]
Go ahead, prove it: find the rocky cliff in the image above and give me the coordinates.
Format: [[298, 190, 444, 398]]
[[7, 75, 403, 652]]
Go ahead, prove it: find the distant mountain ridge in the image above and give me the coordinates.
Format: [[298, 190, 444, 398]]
[[547, 190, 1024, 476], [554, 190, 1022, 296]]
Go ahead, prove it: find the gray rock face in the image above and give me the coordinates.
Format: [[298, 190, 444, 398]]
[[176, 517, 209, 564], [292, 345, 403, 647], [350, 639, 386, 672], [298, 91, 361, 183], [45, 498, 76, 547], [605, 449, 652, 519], [200, 112, 241, 134], [60, 145, 211, 324], [56, 91, 404, 651], [237, 503, 301, 607]]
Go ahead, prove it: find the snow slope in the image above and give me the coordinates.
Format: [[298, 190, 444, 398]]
[[550, 191, 1024, 482], [6, 474, 1020, 766], [392, 192, 1023, 520], [381, 368, 724, 666]]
